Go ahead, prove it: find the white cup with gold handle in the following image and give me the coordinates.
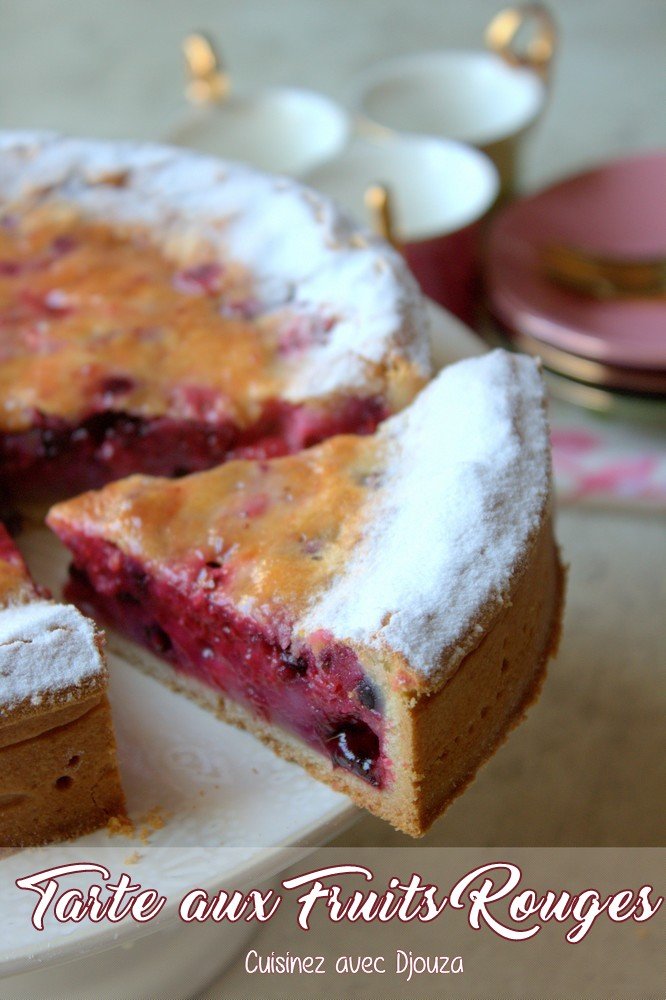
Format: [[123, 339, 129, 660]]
[[354, 4, 557, 199], [305, 133, 498, 325], [168, 33, 351, 178]]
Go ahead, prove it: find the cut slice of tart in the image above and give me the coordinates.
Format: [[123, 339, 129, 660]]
[[0, 132, 429, 499], [0, 523, 126, 847], [48, 351, 564, 837]]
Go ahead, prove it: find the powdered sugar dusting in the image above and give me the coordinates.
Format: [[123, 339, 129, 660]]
[[298, 351, 551, 682], [0, 131, 430, 400], [0, 600, 105, 711]]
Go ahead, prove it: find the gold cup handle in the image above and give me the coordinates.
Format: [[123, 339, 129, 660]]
[[364, 184, 402, 251], [183, 32, 231, 106], [485, 4, 557, 81]]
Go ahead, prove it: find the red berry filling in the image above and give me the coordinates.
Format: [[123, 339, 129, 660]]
[[0, 395, 387, 499], [64, 541, 389, 788]]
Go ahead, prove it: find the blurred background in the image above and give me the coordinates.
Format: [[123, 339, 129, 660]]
[[1, 0, 664, 189]]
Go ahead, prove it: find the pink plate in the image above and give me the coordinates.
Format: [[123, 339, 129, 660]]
[[485, 152, 666, 371]]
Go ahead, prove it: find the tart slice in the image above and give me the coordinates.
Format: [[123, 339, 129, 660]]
[[0, 132, 428, 499], [48, 351, 563, 837], [0, 523, 125, 847]]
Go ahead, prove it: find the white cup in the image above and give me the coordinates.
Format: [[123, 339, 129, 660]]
[[169, 86, 351, 178], [167, 34, 350, 177], [305, 134, 499, 324], [354, 4, 557, 197]]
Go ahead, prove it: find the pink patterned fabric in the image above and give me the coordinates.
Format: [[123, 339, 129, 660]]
[[551, 416, 666, 508]]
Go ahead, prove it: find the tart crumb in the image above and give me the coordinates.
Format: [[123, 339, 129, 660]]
[[107, 814, 135, 838], [107, 806, 169, 843], [138, 806, 168, 843]]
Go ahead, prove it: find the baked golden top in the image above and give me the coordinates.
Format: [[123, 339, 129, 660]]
[[0, 203, 291, 432], [48, 430, 380, 625]]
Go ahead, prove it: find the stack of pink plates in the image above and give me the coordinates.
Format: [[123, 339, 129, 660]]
[[485, 152, 666, 416]]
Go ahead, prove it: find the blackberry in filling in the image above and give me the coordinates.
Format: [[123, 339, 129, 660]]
[[65, 543, 388, 789], [325, 724, 380, 781]]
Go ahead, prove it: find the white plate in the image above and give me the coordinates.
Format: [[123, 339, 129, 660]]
[[0, 302, 481, 983]]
